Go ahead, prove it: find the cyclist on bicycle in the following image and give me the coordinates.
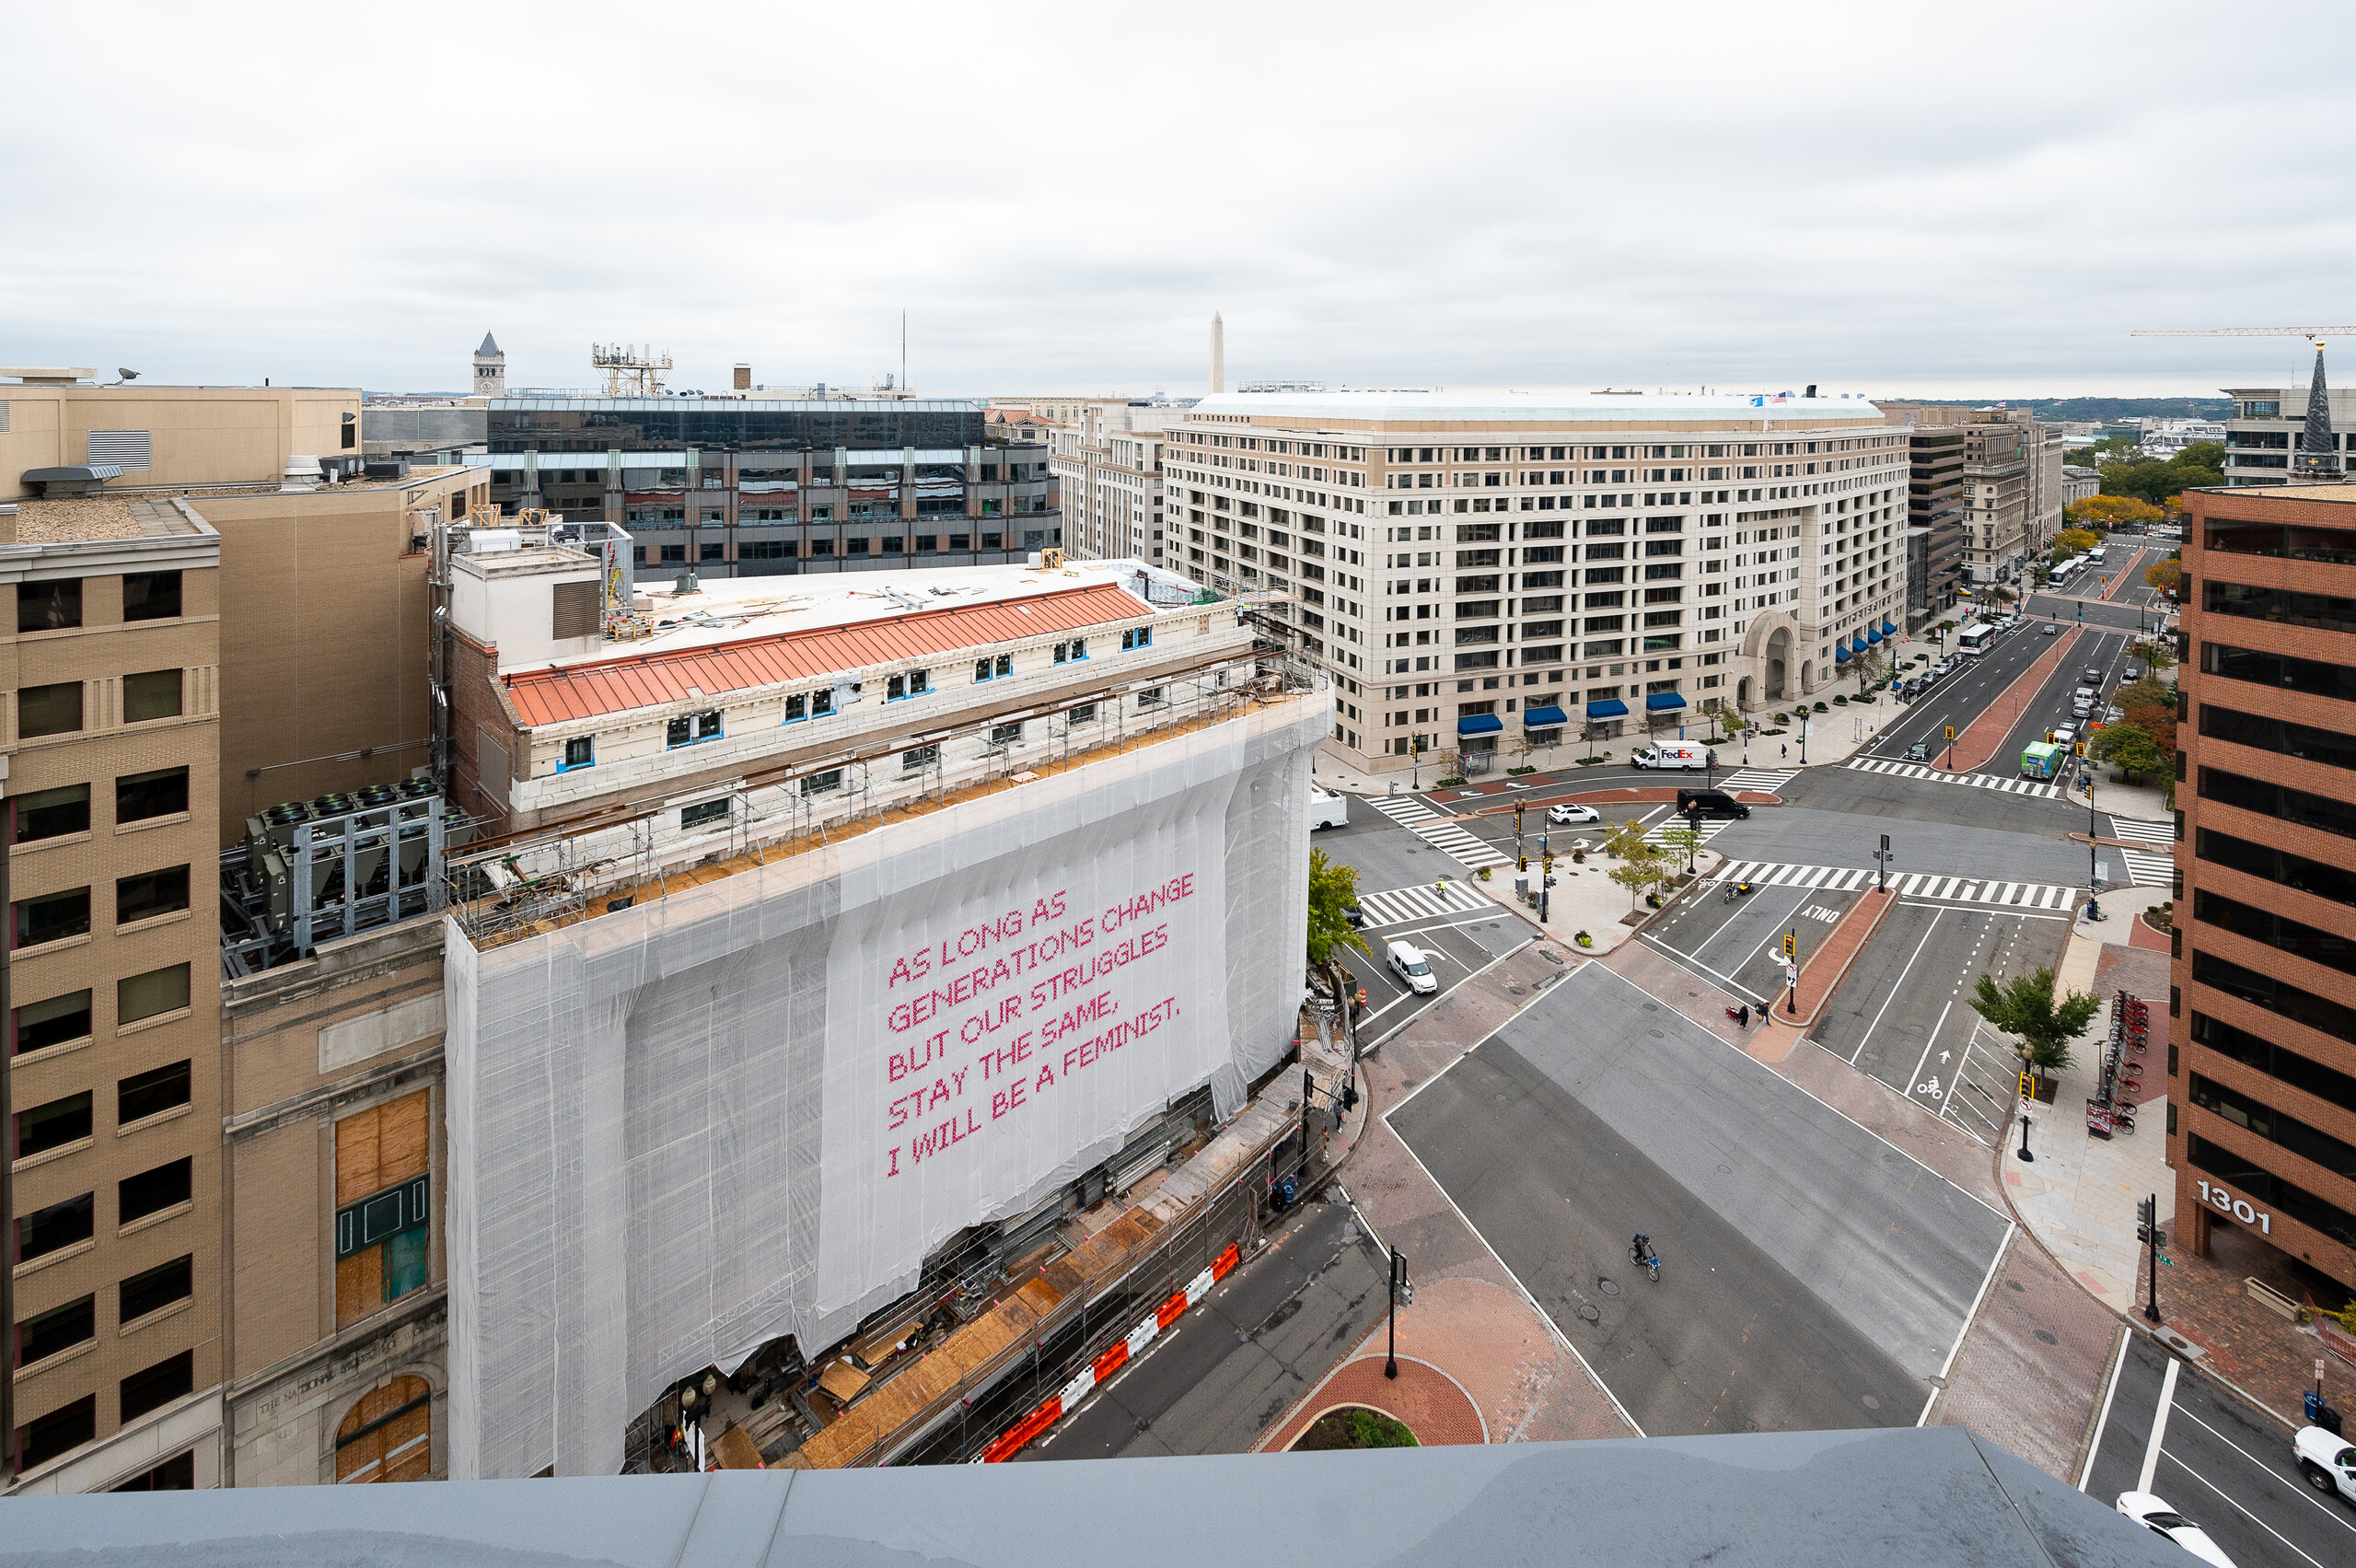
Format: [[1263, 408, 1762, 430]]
[[1631, 1232, 1653, 1262]]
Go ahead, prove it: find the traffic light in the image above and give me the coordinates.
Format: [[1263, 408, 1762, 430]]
[[1782, 934, 1796, 959], [1542, 854, 1554, 874], [1517, 855, 1529, 872]]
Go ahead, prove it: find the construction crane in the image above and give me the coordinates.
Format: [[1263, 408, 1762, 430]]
[[2131, 326, 2355, 340]]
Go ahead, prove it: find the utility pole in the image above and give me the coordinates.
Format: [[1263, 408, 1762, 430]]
[[1875, 832, 1892, 893], [1301, 1069, 1315, 1179], [2138, 1194, 2164, 1323]]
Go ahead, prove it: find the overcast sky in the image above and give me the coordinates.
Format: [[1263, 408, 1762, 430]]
[[6, 3, 2352, 401]]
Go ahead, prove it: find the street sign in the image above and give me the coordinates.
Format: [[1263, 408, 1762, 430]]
[[1784, 964, 1799, 986]]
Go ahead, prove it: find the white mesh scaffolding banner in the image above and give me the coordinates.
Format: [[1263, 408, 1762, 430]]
[[445, 697, 1324, 1478]]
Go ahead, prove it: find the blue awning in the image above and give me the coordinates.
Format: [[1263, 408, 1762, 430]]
[[1645, 691, 1687, 712], [1881, 619, 1898, 636], [1523, 704, 1569, 727], [1585, 699, 1630, 719], [1834, 645, 1851, 663], [1866, 626, 1884, 645], [1851, 634, 1870, 653], [1457, 714, 1503, 736]]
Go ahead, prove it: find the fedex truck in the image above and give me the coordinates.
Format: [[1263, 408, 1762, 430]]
[[1631, 744, 1715, 771]]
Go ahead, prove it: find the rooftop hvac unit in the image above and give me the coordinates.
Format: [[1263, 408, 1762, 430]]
[[364, 458, 411, 481]]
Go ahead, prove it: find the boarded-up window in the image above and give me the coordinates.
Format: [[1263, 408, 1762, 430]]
[[87, 430, 153, 470], [334, 1089, 431, 1329], [551, 579, 600, 639], [336, 1374, 432, 1482]]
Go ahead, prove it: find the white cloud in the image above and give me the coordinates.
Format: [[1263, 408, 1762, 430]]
[[5, 0, 2352, 398]]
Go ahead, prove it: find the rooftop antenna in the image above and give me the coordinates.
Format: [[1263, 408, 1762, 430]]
[[901, 310, 908, 397]]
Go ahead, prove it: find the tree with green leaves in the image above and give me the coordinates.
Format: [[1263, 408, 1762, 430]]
[[1968, 967, 2099, 1074], [1601, 817, 1671, 908], [1306, 846, 1370, 967], [2090, 722, 2165, 783]]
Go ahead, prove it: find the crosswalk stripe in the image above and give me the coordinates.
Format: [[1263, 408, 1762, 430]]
[[1355, 879, 1491, 926], [1712, 860, 2077, 911], [1845, 758, 2061, 801]]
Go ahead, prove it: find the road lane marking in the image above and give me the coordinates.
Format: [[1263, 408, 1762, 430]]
[[2158, 1444, 2331, 1568], [1921, 1222, 2015, 1425], [2078, 1329, 2132, 1490], [2170, 1402, 2356, 1539], [2138, 1355, 2179, 1494], [1848, 907, 1946, 1064]]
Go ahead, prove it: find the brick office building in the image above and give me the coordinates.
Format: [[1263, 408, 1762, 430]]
[[2169, 481, 2356, 1294]]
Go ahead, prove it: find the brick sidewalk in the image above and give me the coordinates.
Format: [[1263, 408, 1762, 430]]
[[1948, 627, 2081, 771], [1259, 1341, 1491, 1450], [2134, 1208, 2356, 1424], [1787, 887, 1895, 1026]]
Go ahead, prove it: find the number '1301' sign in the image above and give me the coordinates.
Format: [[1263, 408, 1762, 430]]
[[2195, 1179, 2271, 1234]]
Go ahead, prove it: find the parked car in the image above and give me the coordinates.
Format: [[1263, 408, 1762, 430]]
[[1546, 802, 1599, 825], [2114, 1493, 2236, 1567], [1387, 939, 1438, 995], [2294, 1422, 2356, 1503]]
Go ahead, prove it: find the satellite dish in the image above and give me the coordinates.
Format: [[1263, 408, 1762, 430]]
[[118, 368, 140, 381]]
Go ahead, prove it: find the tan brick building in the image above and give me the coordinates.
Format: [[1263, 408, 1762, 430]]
[[6, 496, 224, 1491], [2170, 482, 2356, 1294], [6, 370, 482, 1493]]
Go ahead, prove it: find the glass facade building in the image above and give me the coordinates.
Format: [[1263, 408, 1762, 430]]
[[482, 399, 1061, 578]]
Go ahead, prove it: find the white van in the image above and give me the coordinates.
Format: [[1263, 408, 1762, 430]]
[[1387, 939, 1438, 995], [1631, 744, 1715, 771], [1308, 785, 1349, 830]]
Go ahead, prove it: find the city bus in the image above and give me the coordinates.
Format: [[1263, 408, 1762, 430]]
[[1956, 623, 1996, 657], [2086, 545, 2108, 566]]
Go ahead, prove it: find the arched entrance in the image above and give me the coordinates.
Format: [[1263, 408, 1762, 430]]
[[1735, 676, 1753, 709], [1764, 628, 1790, 700], [336, 1375, 432, 1483]]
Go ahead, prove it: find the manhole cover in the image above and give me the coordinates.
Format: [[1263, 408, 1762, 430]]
[[1647, 1029, 1665, 1039], [2035, 1330, 2058, 1345], [1861, 1394, 1881, 1411], [1578, 1304, 1601, 1323], [1718, 1163, 1733, 1174], [1597, 1278, 1620, 1296], [1642, 1002, 1660, 1012]]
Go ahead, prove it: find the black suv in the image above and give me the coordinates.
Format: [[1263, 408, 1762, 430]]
[[1677, 789, 1751, 820]]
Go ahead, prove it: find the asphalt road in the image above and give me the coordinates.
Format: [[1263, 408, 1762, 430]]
[[1642, 870, 1861, 1009], [1862, 620, 2060, 763], [1022, 1196, 1387, 1460], [1312, 813, 1534, 1041], [2082, 1334, 2356, 1568], [1982, 626, 2134, 783], [1810, 899, 2071, 1146], [1782, 759, 2083, 832], [1388, 962, 2013, 1436], [1702, 804, 2095, 889]]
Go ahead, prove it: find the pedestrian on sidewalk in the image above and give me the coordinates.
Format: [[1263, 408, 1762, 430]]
[[1737, 1004, 1751, 1028], [1780, 743, 1787, 761]]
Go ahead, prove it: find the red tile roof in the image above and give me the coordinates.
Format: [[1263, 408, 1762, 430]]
[[503, 581, 1151, 726]]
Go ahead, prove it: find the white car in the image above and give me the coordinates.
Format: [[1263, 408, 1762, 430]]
[[2294, 1423, 2356, 1503], [1547, 803, 1599, 825], [2052, 724, 2077, 748], [2116, 1492, 2235, 1566], [1387, 939, 1438, 995]]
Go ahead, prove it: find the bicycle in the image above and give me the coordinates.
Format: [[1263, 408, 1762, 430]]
[[1630, 1240, 1661, 1283]]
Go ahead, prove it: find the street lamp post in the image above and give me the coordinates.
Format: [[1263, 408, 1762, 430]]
[[2016, 1101, 2035, 1163], [1684, 805, 1700, 877], [1384, 1249, 1405, 1379]]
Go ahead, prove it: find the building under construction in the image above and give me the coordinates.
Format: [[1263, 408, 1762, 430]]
[[428, 535, 1329, 1478]]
